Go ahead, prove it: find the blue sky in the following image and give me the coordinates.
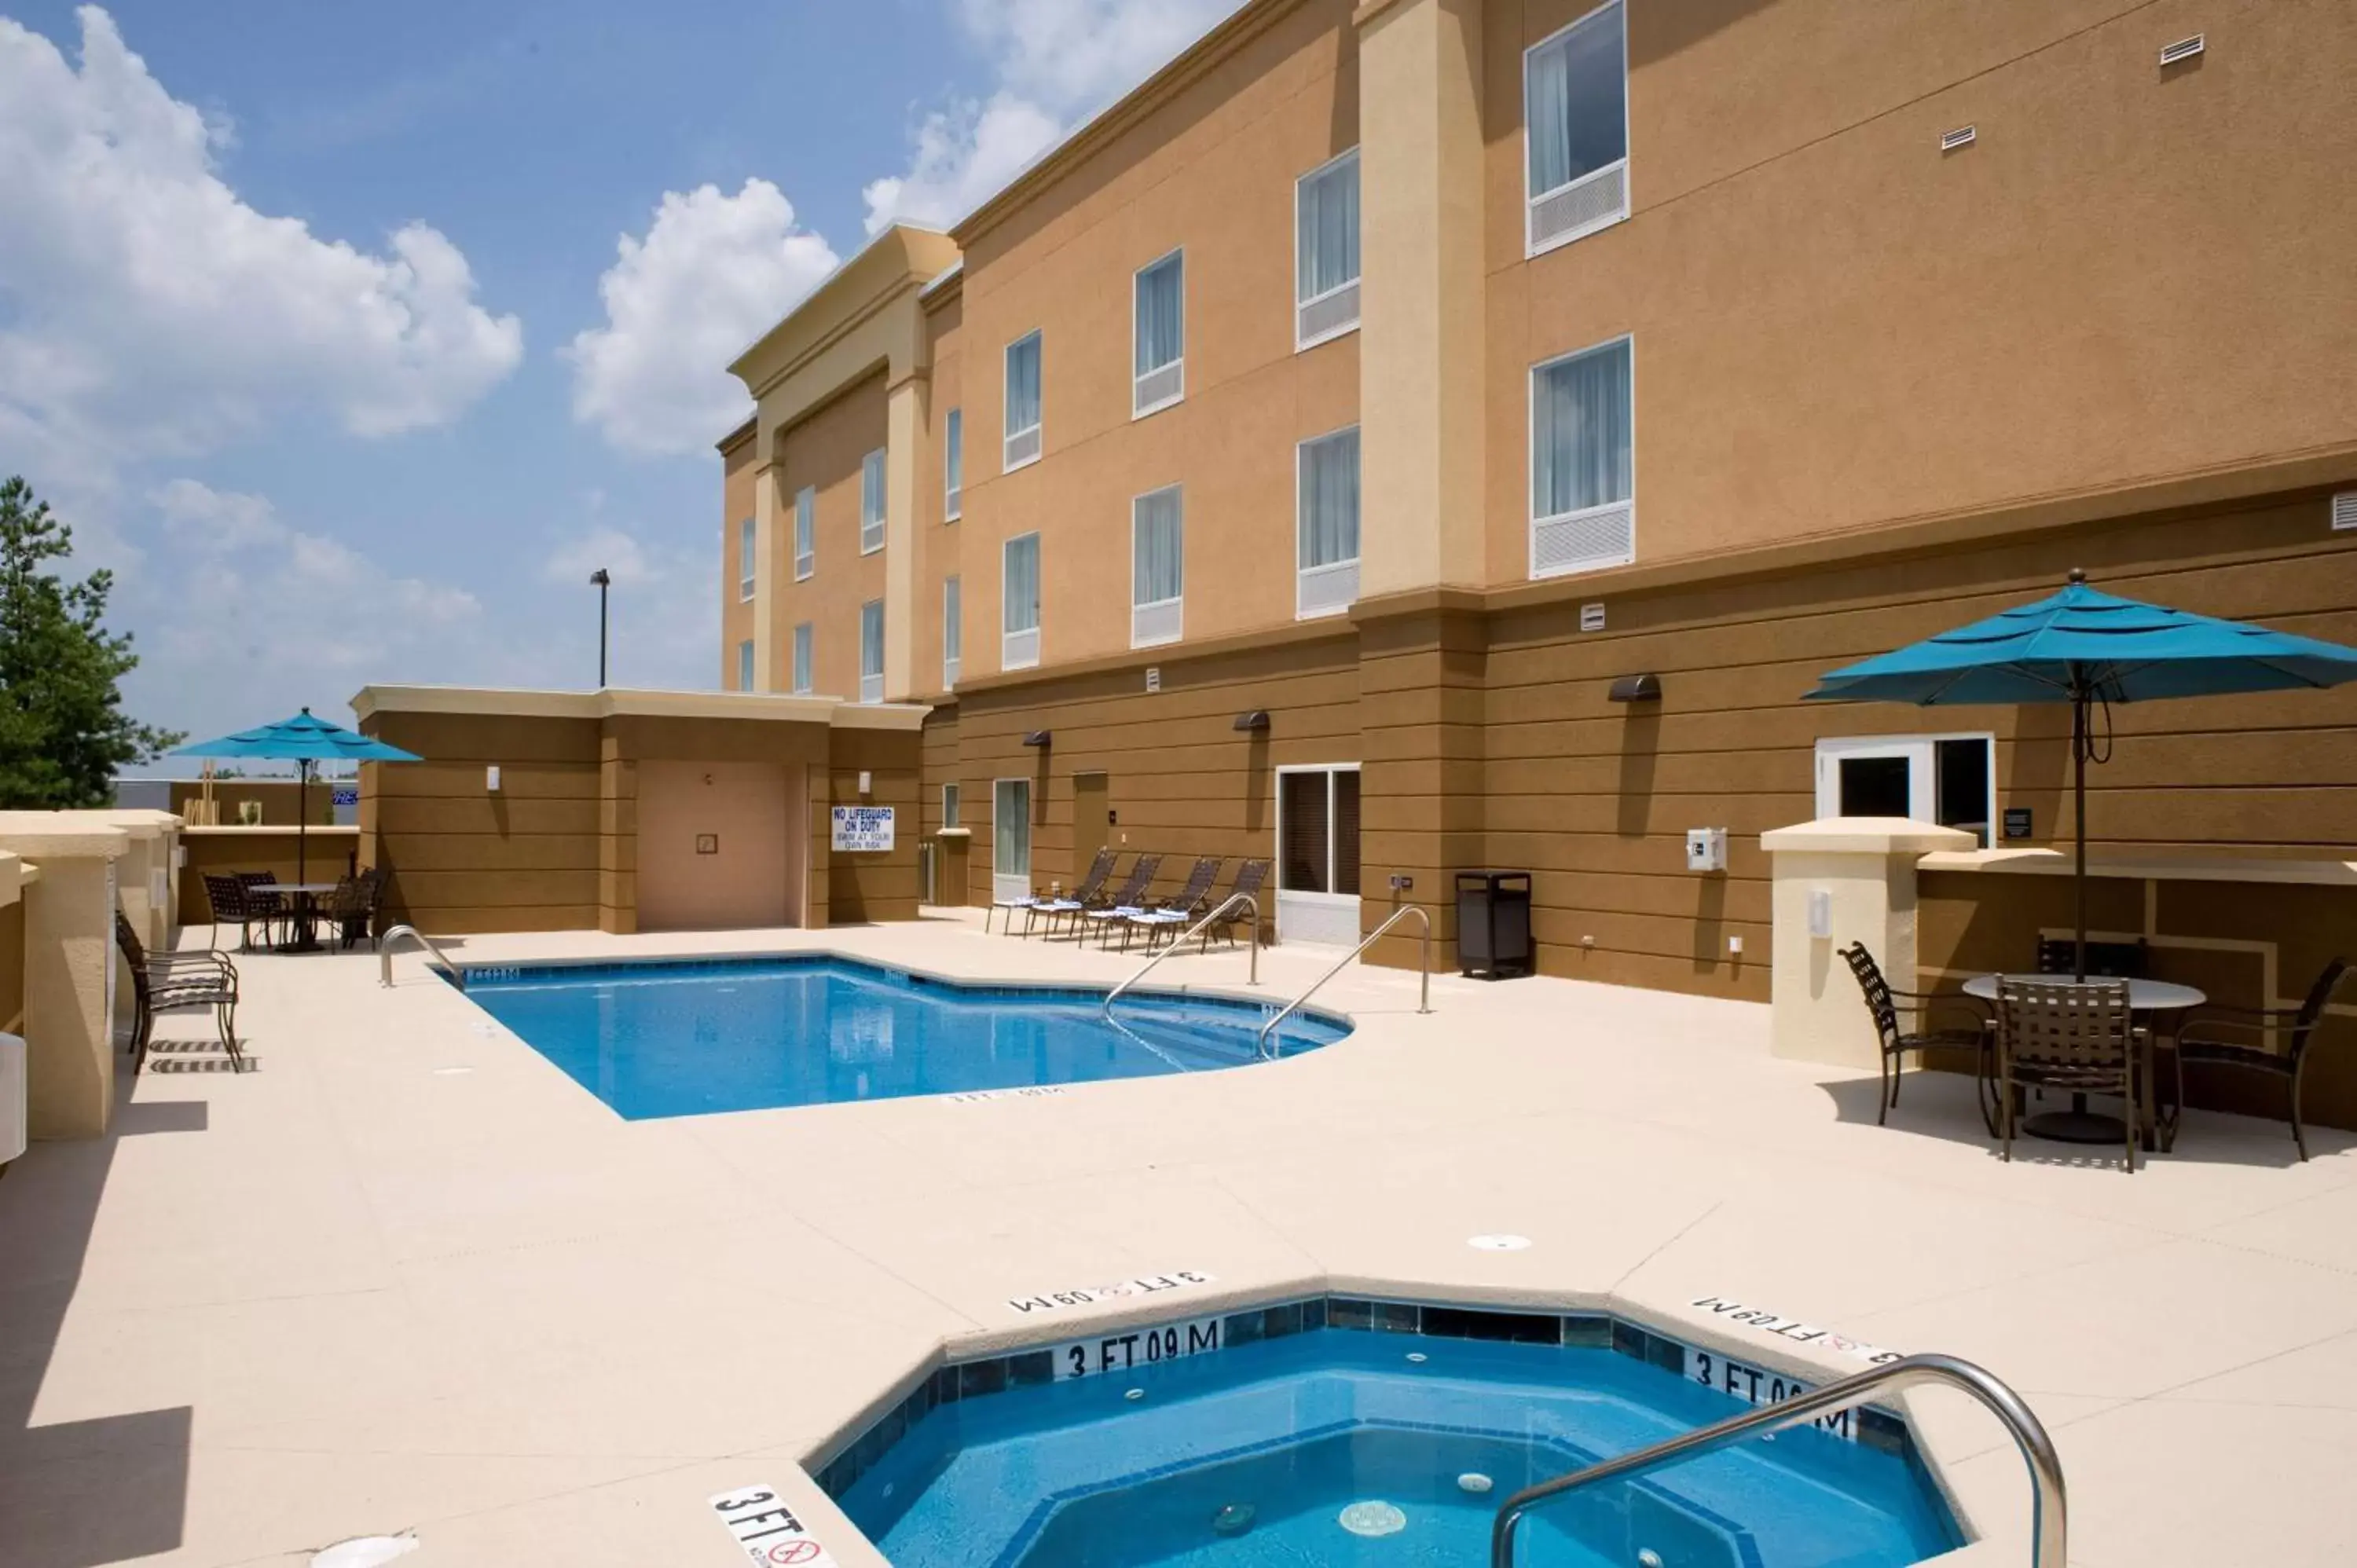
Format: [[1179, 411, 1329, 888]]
[[0, 1, 1233, 766]]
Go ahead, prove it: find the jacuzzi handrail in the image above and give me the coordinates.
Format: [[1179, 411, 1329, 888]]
[[379, 924, 463, 991], [1490, 1351, 2066, 1568], [1101, 892, 1262, 1019], [1254, 903, 1431, 1060]]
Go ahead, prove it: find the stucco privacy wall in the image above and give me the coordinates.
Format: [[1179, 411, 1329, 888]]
[[0, 815, 127, 1140], [0, 853, 25, 1037], [356, 688, 926, 936]]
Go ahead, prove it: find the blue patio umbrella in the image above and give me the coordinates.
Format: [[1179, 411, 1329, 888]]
[[1807, 570, 2357, 976], [173, 708, 421, 889]]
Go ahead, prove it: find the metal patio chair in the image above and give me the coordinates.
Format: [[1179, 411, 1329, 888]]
[[2165, 956, 2350, 1161], [115, 910, 241, 1074], [1023, 848, 1120, 939], [1837, 942, 1995, 1130], [1080, 855, 1164, 948], [1995, 978, 2144, 1173], [1195, 859, 1270, 951], [1123, 856, 1224, 951]]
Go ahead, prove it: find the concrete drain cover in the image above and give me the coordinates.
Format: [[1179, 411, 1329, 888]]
[[1338, 1501, 1407, 1537]]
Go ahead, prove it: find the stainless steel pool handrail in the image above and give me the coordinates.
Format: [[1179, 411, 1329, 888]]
[[379, 925, 463, 990], [1490, 1352, 2066, 1568], [1254, 903, 1431, 1059], [1100, 893, 1262, 1018]]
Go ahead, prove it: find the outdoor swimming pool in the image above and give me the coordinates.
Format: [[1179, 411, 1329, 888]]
[[459, 956, 1349, 1119], [832, 1302, 1960, 1568], [839, 1301, 1961, 1565]]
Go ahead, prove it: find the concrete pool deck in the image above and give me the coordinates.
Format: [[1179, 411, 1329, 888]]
[[2, 908, 2352, 1566]]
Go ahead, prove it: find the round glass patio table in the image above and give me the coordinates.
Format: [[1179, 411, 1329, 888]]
[[1963, 974, 2205, 1144]]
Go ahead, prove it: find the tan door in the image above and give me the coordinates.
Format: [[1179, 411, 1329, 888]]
[[636, 760, 797, 931], [1072, 772, 1110, 878]]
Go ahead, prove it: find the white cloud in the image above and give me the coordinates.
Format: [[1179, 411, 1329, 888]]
[[863, 0, 1239, 233], [542, 521, 719, 686], [566, 180, 840, 456], [0, 8, 523, 486]]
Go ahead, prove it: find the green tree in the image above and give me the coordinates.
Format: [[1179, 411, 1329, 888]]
[[0, 476, 182, 807]]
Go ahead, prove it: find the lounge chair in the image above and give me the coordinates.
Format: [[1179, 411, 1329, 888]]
[[1994, 977, 2143, 1173], [1023, 848, 1120, 939], [2165, 957, 2350, 1161], [1838, 943, 1994, 1130], [1195, 859, 1270, 951], [115, 911, 241, 1074], [1079, 855, 1164, 949], [1122, 856, 1224, 951]]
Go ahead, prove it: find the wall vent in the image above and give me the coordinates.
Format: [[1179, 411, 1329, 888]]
[[1940, 125, 1977, 152], [1579, 603, 1607, 633], [1528, 160, 1629, 255], [1532, 502, 1636, 581], [2333, 492, 2357, 532], [2159, 34, 2205, 67]]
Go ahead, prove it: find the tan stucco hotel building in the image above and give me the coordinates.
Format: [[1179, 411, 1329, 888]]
[[715, 0, 2357, 1024]]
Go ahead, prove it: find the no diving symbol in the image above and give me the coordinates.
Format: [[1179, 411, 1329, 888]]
[[768, 1541, 823, 1566]]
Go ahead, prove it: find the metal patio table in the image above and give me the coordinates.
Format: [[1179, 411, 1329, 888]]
[[1964, 973, 2205, 1149], [261, 881, 343, 954]]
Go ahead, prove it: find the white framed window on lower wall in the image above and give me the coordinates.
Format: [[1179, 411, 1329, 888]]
[[992, 776, 1032, 906], [1274, 763, 1362, 946], [1813, 732, 1996, 847]]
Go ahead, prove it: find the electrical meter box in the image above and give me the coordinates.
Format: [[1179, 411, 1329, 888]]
[[1684, 827, 1728, 874]]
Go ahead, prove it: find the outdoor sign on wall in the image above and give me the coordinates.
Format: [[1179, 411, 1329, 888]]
[[2003, 807, 2033, 840], [830, 805, 895, 852], [331, 786, 359, 808]]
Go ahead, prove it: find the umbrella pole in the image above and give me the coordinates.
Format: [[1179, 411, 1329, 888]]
[[2072, 676, 2088, 982], [298, 759, 309, 887]]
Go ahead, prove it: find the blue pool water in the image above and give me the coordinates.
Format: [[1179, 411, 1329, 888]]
[[459, 957, 1350, 1119], [841, 1326, 1960, 1568]]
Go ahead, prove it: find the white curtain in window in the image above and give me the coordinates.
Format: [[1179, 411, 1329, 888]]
[[738, 518, 754, 592], [944, 575, 962, 653], [792, 622, 813, 694], [1006, 333, 1042, 434], [861, 449, 886, 527], [1533, 339, 1633, 518], [1003, 533, 1041, 633], [945, 408, 962, 506], [1135, 255, 1183, 375], [737, 639, 754, 692], [860, 600, 884, 679], [1298, 427, 1361, 569], [794, 487, 815, 558], [1527, 2, 1627, 196], [1132, 489, 1183, 606], [1296, 153, 1360, 302]]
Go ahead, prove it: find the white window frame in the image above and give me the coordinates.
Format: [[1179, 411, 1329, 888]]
[[1293, 147, 1362, 352], [736, 638, 755, 693], [794, 485, 816, 581], [736, 516, 756, 602], [1523, 0, 1632, 258], [1130, 485, 1184, 650], [860, 448, 887, 555], [1002, 531, 1041, 671], [1003, 330, 1043, 472], [1295, 424, 1361, 621], [859, 598, 885, 704], [992, 776, 1033, 906], [1528, 332, 1637, 581], [942, 574, 962, 691], [944, 407, 962, 522], [791, 621, 814, 696], [942, 780, 961, 830], [1131, 247, 1186, 419], [1813, 732, 1999, 848]]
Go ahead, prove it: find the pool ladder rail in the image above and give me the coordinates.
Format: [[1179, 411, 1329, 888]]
[[378, 925, 464, 991], [1255, 903, 1432, 1059], [1101, 892, 1263, 1018], [1490, 1352, 2066, 1568]]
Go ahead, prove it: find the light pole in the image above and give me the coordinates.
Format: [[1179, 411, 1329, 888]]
[[589, 568, 610, 687]]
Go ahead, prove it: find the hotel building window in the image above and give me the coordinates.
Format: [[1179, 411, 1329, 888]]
[[1295, 148, 1360, 349], [791, 621, 813, 695], [942, 781, 960, 830], [1525, 0, 1629, 255], [794, 485, 815, 580], [1530, 335, 1634, 578], [1003, 532, 1041, 670], [943, 574, 962, 690], [944, 408, 962, 521], [736, 516, 754, 601], [1004, 331, 1043, 471], [860, 449, 886, 554], [1131, 485, 1183, 648], [1133, 251, 1185, 416], [736, 638, 754, 692], [1296, 426, 1360, 619], [859, 599, 885, 703]]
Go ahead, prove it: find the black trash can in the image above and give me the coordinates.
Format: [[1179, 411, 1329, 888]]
[[1454, 870, 1532, 979]]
